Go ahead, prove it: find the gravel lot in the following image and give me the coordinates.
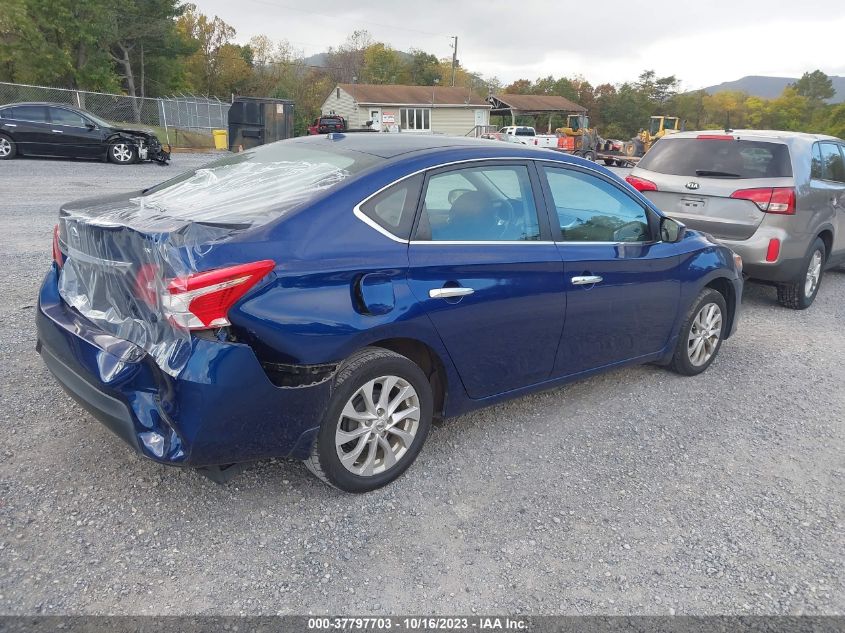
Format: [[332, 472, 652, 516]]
[[0, 153, 843, 616]]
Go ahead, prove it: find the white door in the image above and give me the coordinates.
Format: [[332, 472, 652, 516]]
[[369, 109, 382, 132]]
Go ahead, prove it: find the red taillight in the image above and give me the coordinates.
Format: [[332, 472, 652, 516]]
[[696, 134, 735, 140], [730, 187, 795, 215], [766, 238, 781, 262], [625, 175, 658, 192], [163, 260, 275, 330], [52, 224, 63, 268]]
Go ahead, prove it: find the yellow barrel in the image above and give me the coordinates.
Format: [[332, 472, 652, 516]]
[[212, 129, 228, 150]]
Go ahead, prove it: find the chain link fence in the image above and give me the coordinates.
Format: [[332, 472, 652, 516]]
[[0, 82, 229, 148]]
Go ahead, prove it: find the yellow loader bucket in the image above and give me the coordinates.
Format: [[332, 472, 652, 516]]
[[212, 129, 228, 150]]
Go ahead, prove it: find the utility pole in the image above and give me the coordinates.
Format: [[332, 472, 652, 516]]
[[450, 36, 458, 87]]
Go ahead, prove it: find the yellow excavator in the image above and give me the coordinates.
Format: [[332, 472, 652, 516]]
[[624, 115, 682, 157]]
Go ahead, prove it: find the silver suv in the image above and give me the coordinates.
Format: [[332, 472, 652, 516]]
[[627, 130, 845, 309]]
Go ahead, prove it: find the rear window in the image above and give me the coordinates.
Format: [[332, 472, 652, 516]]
[[139, 141, 381, 225], [638, 138, 793, 179]]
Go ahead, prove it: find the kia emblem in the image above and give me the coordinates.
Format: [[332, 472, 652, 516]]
[[686, 181, 700, 190]]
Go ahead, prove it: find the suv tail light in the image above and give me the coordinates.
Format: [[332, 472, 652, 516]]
[[162, 260, 275, 330], [730, 187, 796, 215], [625, 175, 658, 192], [52, 224, 63, 268]]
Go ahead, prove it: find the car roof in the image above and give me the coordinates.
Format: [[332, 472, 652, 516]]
[[285, 132, 565, 160], [663, 129, 842, 143], [1, 102, 81, 109]]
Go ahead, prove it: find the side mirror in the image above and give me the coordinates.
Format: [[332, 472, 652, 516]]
[[660, 216, 686, 243], [85, 122, 96, 130]]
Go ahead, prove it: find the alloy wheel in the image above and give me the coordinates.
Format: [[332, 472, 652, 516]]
[[687, 302, 722, 367], [112, 143, 132, 163], [0, 138, 10, 157], [804, 249, 822, 298], [335, 375, 420, 477]]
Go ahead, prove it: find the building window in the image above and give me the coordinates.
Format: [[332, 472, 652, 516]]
[[400, 108, 431, 131]]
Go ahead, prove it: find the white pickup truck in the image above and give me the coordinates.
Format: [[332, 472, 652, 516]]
[[485, 126, 568, 150]]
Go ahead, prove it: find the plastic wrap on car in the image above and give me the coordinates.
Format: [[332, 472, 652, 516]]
[[57, 160, 350, 377]]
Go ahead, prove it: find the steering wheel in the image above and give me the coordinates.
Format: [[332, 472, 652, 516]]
[[490, 199, 516, 239], [612, 220, 647, 242]]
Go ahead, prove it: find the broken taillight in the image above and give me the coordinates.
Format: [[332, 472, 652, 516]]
[[52, 224, 63, 268], [162, 260, 275, 330]]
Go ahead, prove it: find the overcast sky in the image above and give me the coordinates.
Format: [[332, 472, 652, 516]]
[[193, 0, 845, 89]]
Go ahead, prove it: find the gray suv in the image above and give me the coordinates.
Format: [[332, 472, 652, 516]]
[[627, 130, 845, 309]]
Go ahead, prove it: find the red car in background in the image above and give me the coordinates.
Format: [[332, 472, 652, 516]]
[[307, 115, 346, 135]]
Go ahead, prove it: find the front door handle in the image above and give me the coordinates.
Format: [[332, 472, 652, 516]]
[[571, 275, 603, 286], [51, 129, 63, 133], [429, 287, 474, 299]]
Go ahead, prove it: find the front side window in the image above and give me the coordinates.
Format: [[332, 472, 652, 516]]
[[819, 142, 845, 183], [542, 166, 650, 243], [400, 108, 431, 131], [416, 165, 540, 242], [49, 107, 87, 127]]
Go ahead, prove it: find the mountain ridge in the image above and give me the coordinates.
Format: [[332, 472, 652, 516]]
[[702, 75, 845, 103]]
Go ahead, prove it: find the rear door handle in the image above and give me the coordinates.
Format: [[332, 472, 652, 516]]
[[571, 275, 603, 286], [429, 287, 474, 299], [3, 123, 16, 127], [51, 129, 63, 133]]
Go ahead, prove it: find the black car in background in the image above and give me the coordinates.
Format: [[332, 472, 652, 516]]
[[0, 102, 170, 164]]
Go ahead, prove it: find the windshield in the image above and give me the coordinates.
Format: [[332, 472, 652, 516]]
[[649, 118, 662, 135], [637, 138, 793, 179], [83, 111, 116, 128]]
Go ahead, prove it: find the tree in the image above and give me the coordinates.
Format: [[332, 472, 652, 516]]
[[325, 30, 371, 83], [108, 0, 189, 119], [177, 4, 248, 96], [362, 43, 407, 84], [407, 49, 439, 85], [0, 0, 118, 90], [793, 70, 834, 103]]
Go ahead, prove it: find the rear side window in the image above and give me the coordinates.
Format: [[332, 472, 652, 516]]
[[818, 142, 845, 183], [8, 105, 48, 122], [638, 138, 793, 179], [358, 175, 422, 240], [417, 165, 541, 242], [811, 143, 824, 179]]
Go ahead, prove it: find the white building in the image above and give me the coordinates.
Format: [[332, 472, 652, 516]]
[[320, 83, 491, 136]]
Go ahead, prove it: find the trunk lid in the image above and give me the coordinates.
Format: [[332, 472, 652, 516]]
[[56, 147, 370, 375], [640, 175, 793, 240]]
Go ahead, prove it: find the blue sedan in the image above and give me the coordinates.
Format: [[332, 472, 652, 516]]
[[36, 134, 743, 492]]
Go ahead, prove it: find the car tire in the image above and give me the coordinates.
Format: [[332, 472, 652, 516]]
[[776, 237, 825, 310], [304, 347, 433, 493], [108, 141, 138, 165], [669, 287, 727, 376], [0, 133, 16, 160]]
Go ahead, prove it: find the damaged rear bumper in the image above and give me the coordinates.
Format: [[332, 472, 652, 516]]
[[36, 265, 331, 467]]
